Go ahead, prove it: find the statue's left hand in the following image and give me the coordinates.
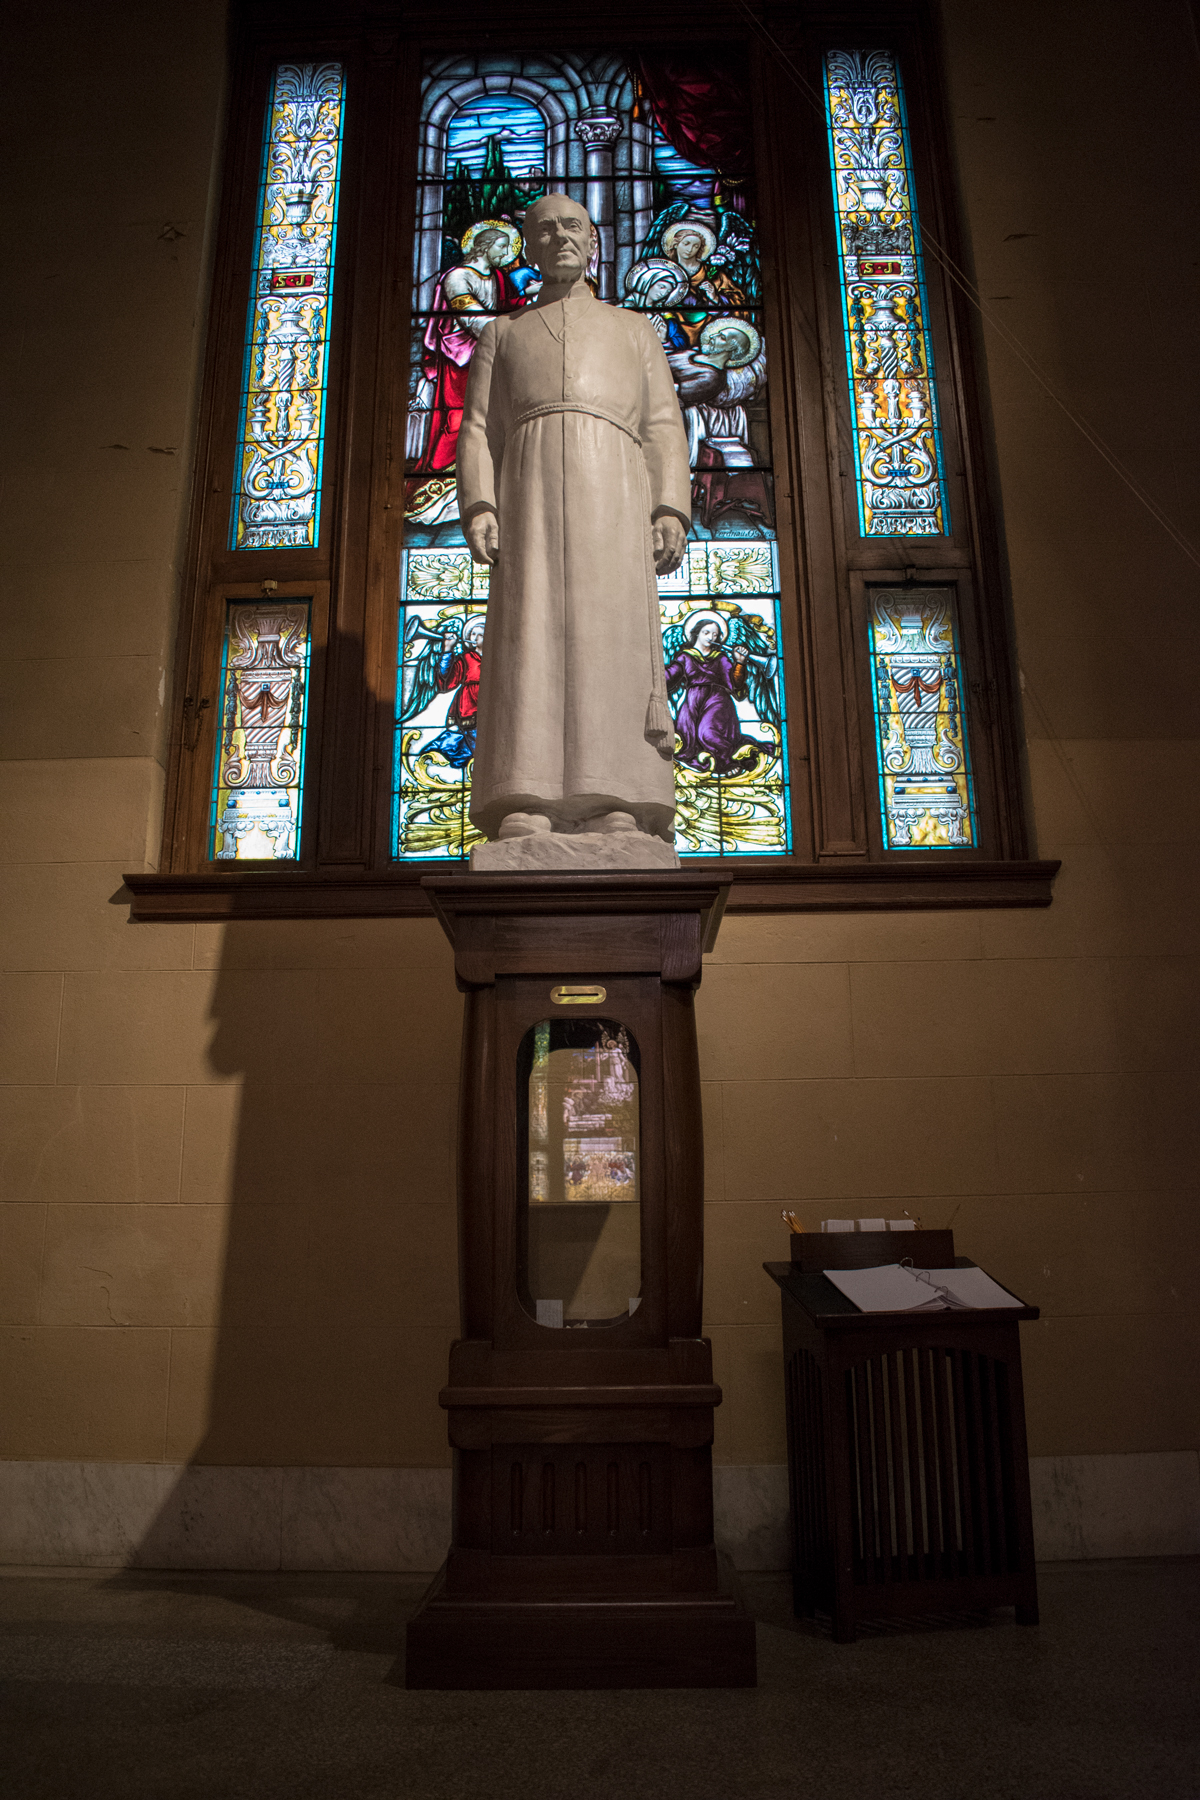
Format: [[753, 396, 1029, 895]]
[[652, 514, 687, 575]]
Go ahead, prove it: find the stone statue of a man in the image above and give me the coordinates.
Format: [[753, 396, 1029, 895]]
[[457, 196, 691, 854]]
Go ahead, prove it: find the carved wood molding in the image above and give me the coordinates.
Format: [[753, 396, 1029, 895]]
[[439, 1384, 723, 1408], [122, 858, 1059, 922]]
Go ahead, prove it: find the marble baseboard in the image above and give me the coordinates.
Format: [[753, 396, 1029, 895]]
[[1028, 1451, 1200, 1560], [0, 1462, 451, 1572], [716, 1454, 1200, 1565], [279, 1467, 453, 1571], [2, 1454, 1197, 1571], [713, 1463, 791, 1570]]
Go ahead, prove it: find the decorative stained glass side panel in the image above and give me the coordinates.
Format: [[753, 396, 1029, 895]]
[[824, 50, 950, 537], [867, 588, 976, 849], [230, 63, 346, 551], [394, 47, 790, 860], [209, 601, 311, 860]]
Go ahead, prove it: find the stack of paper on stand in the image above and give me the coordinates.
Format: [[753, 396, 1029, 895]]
[[820, 1219, 917, 1232], [824, 1264, 1023, 1313]]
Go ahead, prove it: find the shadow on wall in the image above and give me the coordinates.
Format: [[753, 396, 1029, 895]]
[[133, 692, 467, 1568]]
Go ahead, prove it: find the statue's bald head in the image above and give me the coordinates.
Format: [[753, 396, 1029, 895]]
[[524, 195, 595, 284]]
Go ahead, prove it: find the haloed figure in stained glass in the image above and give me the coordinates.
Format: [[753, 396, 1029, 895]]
[[415, 220, 531, 473], [669, 318, 765, 469], [659, 218, 746, 313]]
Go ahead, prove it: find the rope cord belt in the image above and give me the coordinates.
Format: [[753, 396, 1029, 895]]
[[509, 401, 643, 448]]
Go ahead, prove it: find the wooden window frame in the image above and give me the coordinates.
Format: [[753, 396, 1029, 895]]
[[130, 0, 1056, 923]]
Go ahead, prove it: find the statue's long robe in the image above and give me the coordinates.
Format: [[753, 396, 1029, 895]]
[[456, 282, 691, 841]]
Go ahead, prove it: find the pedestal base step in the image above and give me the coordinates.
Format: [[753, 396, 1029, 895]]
[[470, 832, 680, 872], [404, 1555, 756, 1689]]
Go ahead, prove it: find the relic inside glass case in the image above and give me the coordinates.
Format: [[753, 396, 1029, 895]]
[[517, 1018, 642, 1327]]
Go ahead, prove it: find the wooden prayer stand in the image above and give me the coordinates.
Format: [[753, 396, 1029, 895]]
[[405, 871, 756, 1689], [766, 1231, 1040, 1642]]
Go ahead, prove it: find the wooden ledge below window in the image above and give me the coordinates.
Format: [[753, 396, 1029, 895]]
[[122, 859, 1059, 922]]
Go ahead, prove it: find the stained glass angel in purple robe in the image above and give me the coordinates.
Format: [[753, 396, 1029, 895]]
[[662, 608, 778, 774]]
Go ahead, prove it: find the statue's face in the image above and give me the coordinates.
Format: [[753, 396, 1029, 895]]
[[526, 200, 593, 281]]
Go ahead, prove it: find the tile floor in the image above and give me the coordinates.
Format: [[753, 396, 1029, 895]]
[[2, 1560, 1196, 1800]]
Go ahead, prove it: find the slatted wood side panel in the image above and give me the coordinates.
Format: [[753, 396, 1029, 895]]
[[845, 1348, 1019, 1589], [785, 1348, 829, 1607], [492, 1444, 671, 1556]]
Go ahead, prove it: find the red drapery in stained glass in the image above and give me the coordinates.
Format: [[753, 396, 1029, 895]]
[[635, 51, 754, 211]]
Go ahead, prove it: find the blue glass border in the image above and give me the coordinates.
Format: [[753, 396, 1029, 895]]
[[207, 615, 237, 855]]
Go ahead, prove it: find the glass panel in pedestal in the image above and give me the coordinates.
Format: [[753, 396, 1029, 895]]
[[518, 1019, 642, 1329]]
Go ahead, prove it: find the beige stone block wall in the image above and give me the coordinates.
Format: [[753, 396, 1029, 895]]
[[702, 0, 1200, 1462], [0, 0, 1196, 1540]]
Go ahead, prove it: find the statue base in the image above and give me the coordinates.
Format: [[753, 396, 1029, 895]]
[[470, 832, 680, 873], [406, 1551, 754, 1690], [406, 872, 754, 1691]]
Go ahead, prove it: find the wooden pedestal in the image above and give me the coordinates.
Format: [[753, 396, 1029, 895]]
[[405, 873, 756, 1690]]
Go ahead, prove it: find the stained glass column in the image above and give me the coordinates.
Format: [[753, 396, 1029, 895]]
[[230, 63, 346, 551], [824, 50, 949, 537]]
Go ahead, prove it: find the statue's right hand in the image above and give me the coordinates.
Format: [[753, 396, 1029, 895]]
[[466, 510, 499, 566]]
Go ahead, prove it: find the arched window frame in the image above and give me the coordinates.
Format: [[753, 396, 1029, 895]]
[[131, 0, 1057, 923]]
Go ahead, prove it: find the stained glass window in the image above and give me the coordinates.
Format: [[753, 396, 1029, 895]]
[[230, 63, 346, 551], [824, 50, 950, 537], [210, 601, 312, 860], [394, 49, 789, 861], [867, 589, 976, 848]]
